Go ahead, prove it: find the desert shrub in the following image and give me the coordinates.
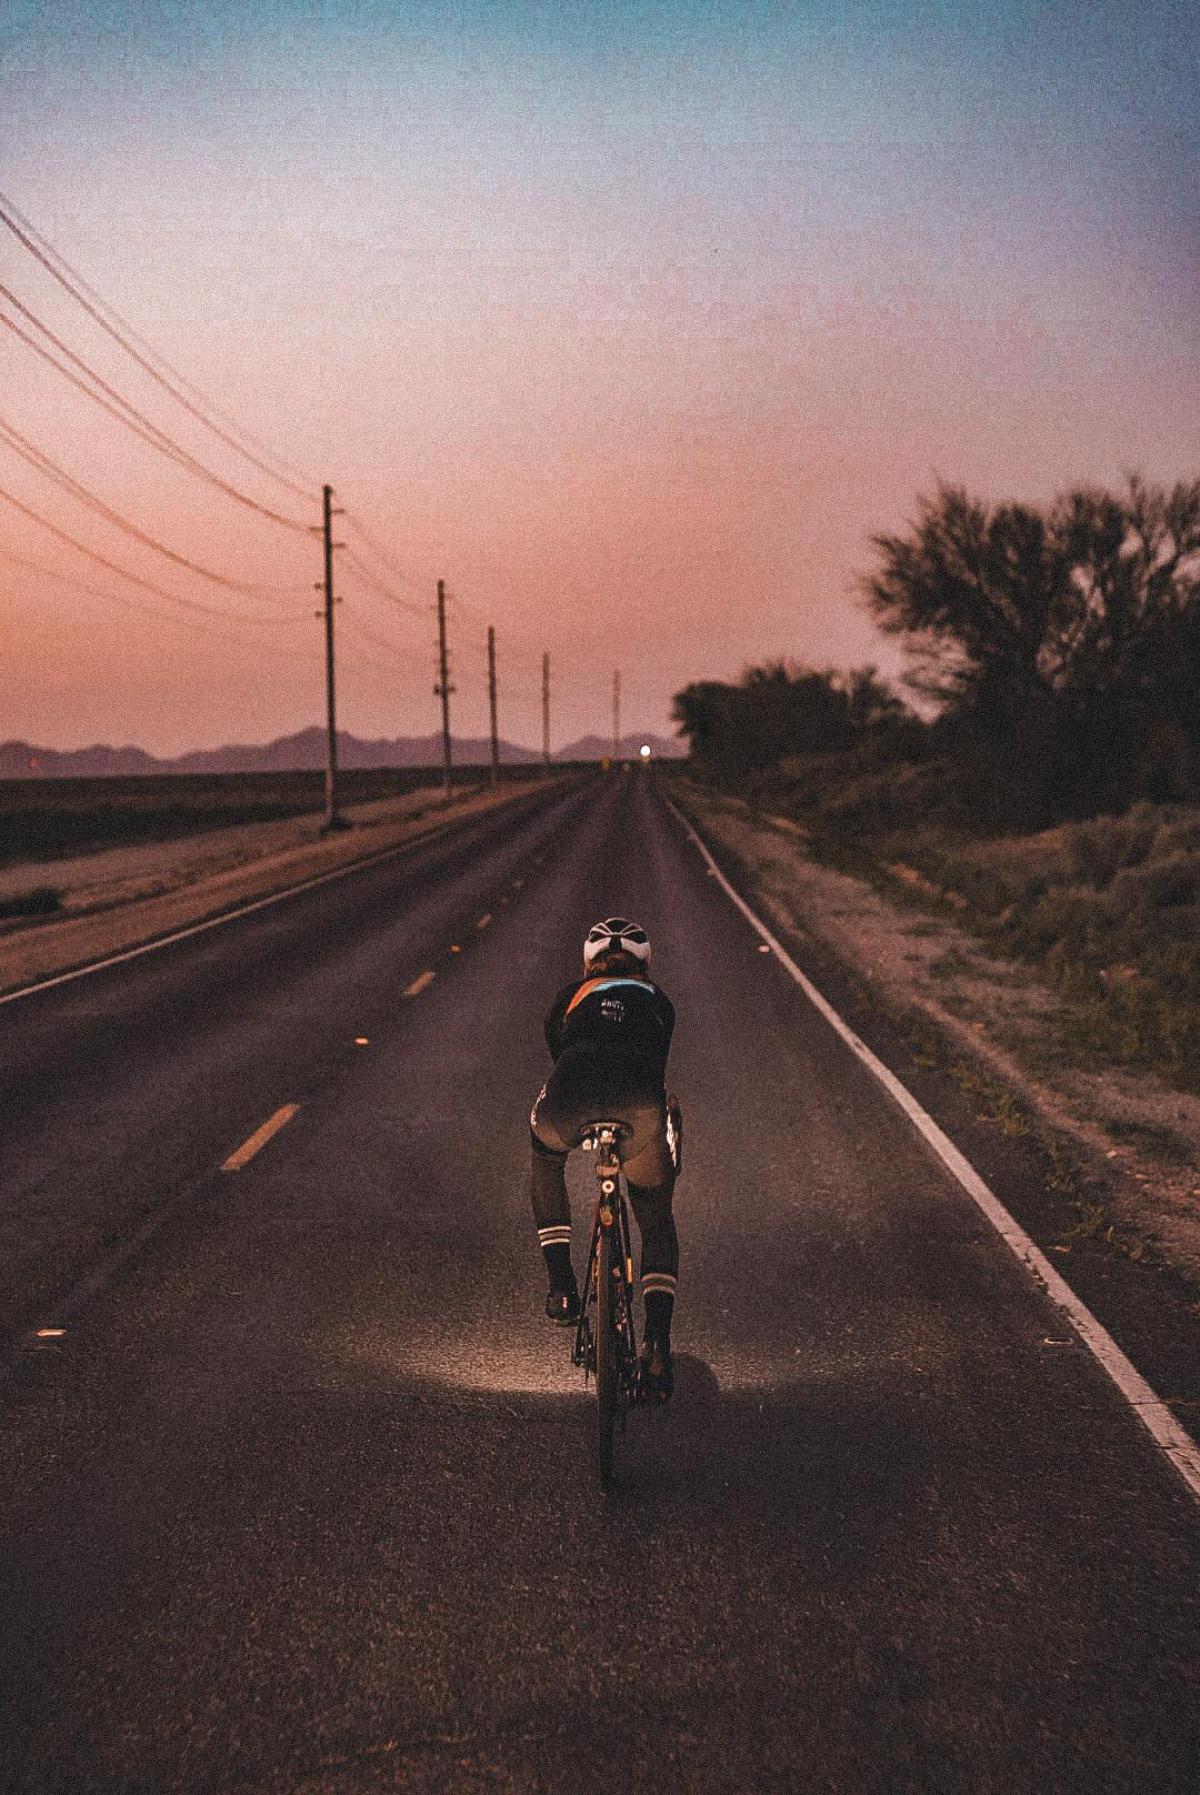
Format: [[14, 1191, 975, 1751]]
[[1109, 854, 1200, 913], [1063, 808, 1162, 889], [809, 759, 965, 835], [1005, 886, 1117, 960], [1067, 935, 1200, 1087]]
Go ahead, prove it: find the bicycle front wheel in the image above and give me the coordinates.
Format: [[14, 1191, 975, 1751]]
[[595, 1225, 618, 1492]]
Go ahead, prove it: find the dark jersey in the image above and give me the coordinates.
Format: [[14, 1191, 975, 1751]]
[[544, 975, 675, 1088]]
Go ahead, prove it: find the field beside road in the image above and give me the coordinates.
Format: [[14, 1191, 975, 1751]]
[[0, 766, 547, 873], [0, 769, 562, 996]]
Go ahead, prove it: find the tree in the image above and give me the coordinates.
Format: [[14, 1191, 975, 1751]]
[[672, 661, 908, 782], [864, 477, 1200, 816]]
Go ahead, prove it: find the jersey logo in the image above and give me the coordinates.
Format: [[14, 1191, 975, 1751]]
[[564, 977, 647, 1017]]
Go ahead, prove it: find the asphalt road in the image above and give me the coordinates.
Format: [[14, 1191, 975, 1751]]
[[2, 768, 1198, 1794]]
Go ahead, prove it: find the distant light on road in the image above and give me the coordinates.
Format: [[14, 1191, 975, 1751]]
[[639, 744, 652, 760]]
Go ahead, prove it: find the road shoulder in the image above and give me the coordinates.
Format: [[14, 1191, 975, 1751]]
[[670, 777, 1200, 1428]]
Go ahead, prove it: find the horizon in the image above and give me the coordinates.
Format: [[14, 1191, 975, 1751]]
[[2, 1, 1197, 756], [1, 719, 687, 761]]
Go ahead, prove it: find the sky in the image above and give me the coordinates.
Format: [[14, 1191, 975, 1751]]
[[1, 0, 1197, 756]]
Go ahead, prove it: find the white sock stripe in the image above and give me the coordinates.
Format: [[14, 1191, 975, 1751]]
[[641, 1274, 677, 1294], [538, 1226, 572, 1244]]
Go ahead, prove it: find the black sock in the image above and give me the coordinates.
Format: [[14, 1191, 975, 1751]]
[[542, 1243, 576, 1293], [644, 1291, 673, 1348]]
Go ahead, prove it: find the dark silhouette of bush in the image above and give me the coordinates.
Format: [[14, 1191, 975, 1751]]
[[863, 476, 1200, 823], [672, 662, 907, 785]]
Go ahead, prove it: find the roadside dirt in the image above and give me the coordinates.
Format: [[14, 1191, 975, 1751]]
[[675, 782, 1200, 1287], [0, 777, 550, 995]]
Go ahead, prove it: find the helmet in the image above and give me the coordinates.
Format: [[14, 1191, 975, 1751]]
[[583, 916, 651, 969]]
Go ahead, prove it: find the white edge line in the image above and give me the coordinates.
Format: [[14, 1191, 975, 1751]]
[[0, 792, 543, 1008], [668, 795, 1200, 1506]]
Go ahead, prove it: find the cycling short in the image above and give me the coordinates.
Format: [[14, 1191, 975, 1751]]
[[531, 1046, 680, 1186]]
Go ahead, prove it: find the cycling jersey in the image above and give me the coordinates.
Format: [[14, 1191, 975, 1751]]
[[543, 975, 675, 1087]]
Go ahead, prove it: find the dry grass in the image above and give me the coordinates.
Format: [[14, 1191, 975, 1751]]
[[712, 755, 1200, 1095], [917, 806, 1200, 1090]]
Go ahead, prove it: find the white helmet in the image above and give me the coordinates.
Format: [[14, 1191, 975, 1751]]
[[583, 916, 651, 969]]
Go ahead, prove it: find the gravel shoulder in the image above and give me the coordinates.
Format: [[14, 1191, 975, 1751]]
[[0, 777, 551, 996], [672, 780, 1200, 1290]]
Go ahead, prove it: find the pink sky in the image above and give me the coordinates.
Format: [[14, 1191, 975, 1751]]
[[1, 1, 1197, 755]]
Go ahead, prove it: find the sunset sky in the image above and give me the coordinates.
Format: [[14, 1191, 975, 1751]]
[[2, 0, 1197, 756]]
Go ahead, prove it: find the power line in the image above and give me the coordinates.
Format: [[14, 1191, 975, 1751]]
[[0, 189, 317, 501], [342, 510, 427, 590], [340, 578, 430, 643], [339, 604, 415, 665], [0, 412, 307, 596], [0, 547, 313, 653], [341, 549, 431, 617], [0, 286, 311, 532], [0, 481, 307, 624]]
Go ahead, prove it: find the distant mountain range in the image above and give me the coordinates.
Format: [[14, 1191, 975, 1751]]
[[0, 726, 686, 778]]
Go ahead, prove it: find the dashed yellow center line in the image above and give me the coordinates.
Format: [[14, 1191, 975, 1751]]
[[222, 1104, 299, 1172], [477, 913, 492, 929], [405, 969, 436, 997]]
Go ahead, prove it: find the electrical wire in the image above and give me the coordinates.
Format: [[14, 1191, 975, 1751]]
[[0, 189, 317, 501], [0, 482, 308, 625], [0, 286, 312, 532], [341, 548, 431, 617], [0, 547, 320, 661], [337, 603, 425, 667], [0, 412, 308, 596], [342, 510, 427, 590], [339, 612, 411, 668]]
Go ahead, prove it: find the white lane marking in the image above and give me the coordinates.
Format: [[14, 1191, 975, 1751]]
[[669, 797, 1200, 1506], [405, 969, 435, 997], [221, 1104, 299, 1172]]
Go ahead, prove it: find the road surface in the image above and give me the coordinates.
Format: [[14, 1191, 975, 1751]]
[[2, 769, 1198, 1793]]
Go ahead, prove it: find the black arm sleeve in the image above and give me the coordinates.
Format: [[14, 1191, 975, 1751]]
[[543, 984, 577, 1060]]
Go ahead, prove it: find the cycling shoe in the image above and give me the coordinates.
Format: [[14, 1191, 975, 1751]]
[[638, 1338, 674, 1403], [545, 1286, 581, 1326]]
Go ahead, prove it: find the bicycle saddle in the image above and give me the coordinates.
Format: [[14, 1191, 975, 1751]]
[[578, 1120, 632, 1151]]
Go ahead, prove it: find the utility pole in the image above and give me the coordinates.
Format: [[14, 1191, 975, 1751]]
[[487, 625, 500, 783], [321, 483, 347, 831], [612, 668, 621, 763], [435, 579, 454, 801], [542, 651, 551, 772]]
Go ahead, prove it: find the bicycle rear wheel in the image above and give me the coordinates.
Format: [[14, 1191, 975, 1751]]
[[595, 1225, 618, 1492]]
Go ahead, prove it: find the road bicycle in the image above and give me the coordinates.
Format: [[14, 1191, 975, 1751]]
[[571, 1120, 640, 1492]]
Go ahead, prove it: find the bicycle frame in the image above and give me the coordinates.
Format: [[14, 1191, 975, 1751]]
[[571, 1122, 639, 1488]]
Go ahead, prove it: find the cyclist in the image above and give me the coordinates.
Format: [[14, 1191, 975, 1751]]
[[530, 916, 681, 1401]]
